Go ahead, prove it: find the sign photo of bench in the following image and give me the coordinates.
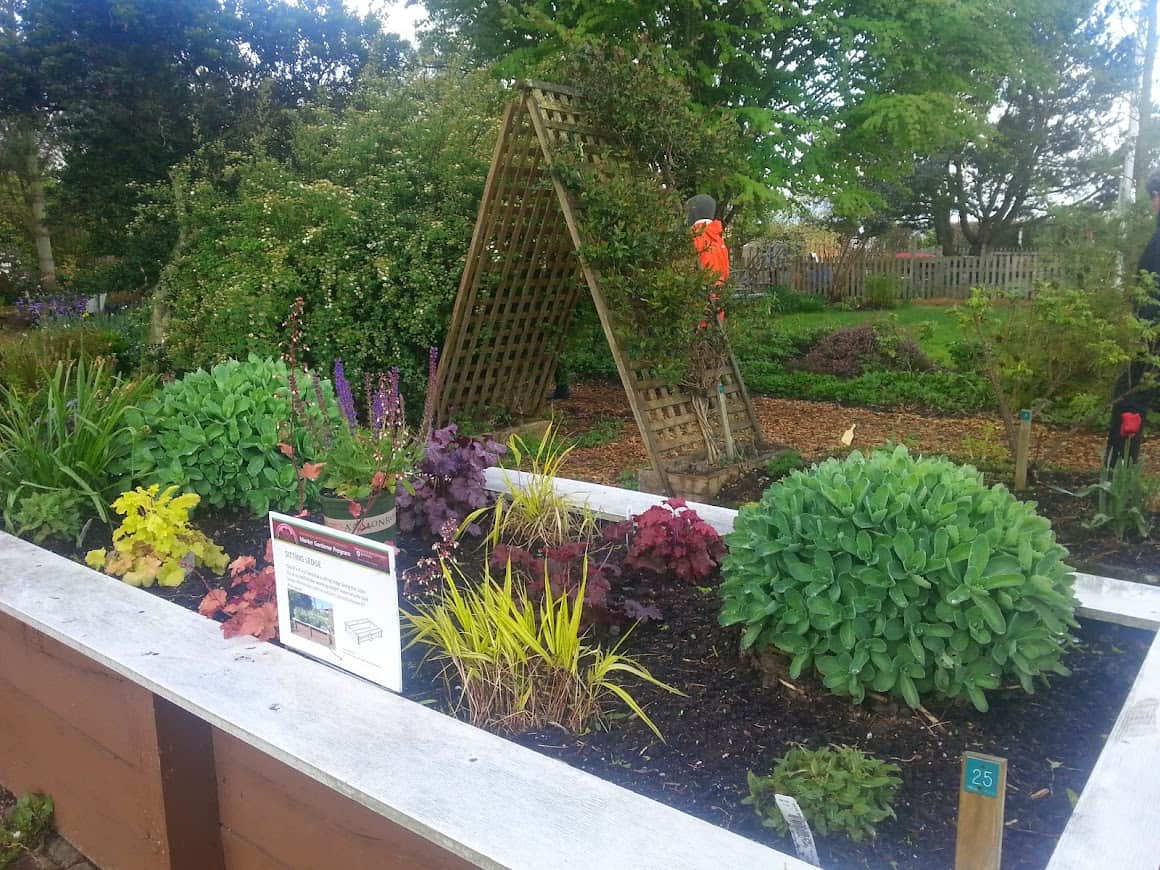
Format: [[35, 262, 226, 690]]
[[345, 618, 384, 644]]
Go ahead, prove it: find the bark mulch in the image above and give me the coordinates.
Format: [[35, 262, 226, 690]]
[[548, 382, 1152, 485]]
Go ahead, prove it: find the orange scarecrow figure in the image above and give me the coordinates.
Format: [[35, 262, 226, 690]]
[[685, 194, 728, 329]]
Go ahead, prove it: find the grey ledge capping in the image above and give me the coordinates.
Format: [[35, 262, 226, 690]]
[[0, 531, 806, 870], [488, 469, 1160, 869]]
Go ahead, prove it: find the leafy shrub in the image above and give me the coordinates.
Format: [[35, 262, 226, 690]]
[[561, 297, 619, 381], [397, 424, 506, 538], [0, 359, 152, 542], [606, 498, 725, 584], [947, 337, 984, 371], [745, 745, 900, 842], [86, 486, 228, 587], [765, 449, 806, 479], [860, 273, 901, 310], [198, 543, 279, 641], [743, 368, 991, 414], [404, 560, 677, 736], [0, 792, 54, 866], [3, 490, 89, 546], [162, 67, 505, 403], [961, 285, 1143, 460], [720, 446, 1079, 711], [126, 355, 338, 515], [795, 323, 931, 378]]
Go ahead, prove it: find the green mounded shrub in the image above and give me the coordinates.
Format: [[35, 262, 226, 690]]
[[720, 446, 1079, 711], [745, 745, 900, 842], [742, 368, 991, 415], [126, 355, 339, 515]]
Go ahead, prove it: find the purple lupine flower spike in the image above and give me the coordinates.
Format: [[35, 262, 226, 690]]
[[333, 360, 358, 429]]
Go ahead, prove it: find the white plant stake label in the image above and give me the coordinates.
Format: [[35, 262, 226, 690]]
[[774, 794, 820, 867]]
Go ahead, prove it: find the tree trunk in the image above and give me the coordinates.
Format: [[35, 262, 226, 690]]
[[932, 204, 955, 255], [1136, 0, 1159, 196], [18, 122, 56, 290], [968, 221, 992, 257]]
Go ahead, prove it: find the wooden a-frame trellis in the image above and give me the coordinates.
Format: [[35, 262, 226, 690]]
[[432, 81, 764, 496]]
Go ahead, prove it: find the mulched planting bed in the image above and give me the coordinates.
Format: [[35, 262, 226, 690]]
[[718, 466, 1160, 586], [400, 564, 1150, 870], [30, 509, 1147, 870]]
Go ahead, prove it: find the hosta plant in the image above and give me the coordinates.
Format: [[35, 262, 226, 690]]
[[720, 446, 1079, 712], [86, 486, 228, 587], [745, 745, 900, 842]]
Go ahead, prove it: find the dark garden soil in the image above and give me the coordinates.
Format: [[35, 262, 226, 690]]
[[400, 563, 1150, 870]]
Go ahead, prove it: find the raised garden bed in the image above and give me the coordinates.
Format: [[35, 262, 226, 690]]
[[4, 473, 1160, 868]]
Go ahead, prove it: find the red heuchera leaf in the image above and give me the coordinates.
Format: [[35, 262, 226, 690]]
[[371, 471, 387, 490], [300, 462, 325, 481], [347, 500, 363, 517], [229, 555, 257, 577], [198, 588, 228, 617], [277, 441, 295, 458], [623, 499, 724, 584]]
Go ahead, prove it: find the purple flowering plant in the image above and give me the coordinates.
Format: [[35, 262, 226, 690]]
[[16, 292, 89, 324], [281, 298, 423, 510]]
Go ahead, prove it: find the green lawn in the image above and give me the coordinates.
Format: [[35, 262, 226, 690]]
[[746, 302, 965, 367]]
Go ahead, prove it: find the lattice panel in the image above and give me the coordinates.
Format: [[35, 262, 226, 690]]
[[629, 366, 760, 460], [435, 81, 765, 495], [435, 100, 587, 423]]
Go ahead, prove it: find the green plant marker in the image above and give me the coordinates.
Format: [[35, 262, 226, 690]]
[[964, 755, 1001, 798]]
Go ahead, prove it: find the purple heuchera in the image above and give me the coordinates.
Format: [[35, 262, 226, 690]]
[[333, 360, 358, 429], [396, 424, 506, 537]]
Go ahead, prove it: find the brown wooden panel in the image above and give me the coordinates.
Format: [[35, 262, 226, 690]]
[[0, 614, 172, 870], [0, 614, 148, 764], [213, 731, 473, 870]]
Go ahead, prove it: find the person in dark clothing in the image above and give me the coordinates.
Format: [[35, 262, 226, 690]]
[[1105, 169, 1160, 465]]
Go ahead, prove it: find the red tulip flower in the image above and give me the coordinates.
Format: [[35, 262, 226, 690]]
[[1121, 411, 1143, 439]]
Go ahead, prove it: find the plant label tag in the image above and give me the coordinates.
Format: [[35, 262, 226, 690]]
[[964, 755, 1002, 798], [269, 512, 402, 692], [955, 752, 1007, 870], [774, 793, 820, 867]]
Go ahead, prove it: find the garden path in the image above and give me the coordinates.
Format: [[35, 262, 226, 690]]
[[551, 383, 1148, 485]]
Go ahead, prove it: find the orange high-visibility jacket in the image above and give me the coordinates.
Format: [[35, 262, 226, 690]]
[[692, 219, 729, 284]]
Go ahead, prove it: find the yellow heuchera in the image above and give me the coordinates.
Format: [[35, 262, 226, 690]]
[[86, 485, 228, 588]]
